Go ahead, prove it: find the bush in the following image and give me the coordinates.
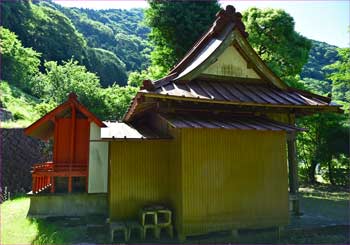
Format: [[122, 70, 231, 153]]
[[321, 155, 350, 186]]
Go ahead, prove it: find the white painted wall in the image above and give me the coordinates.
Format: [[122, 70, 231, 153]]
[[88, 123, 108, 193], [202, 45, 261, 79]]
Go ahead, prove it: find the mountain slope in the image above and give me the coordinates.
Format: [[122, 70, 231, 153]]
[[300, 40, 339, 96], [39, 1, 151, 72]]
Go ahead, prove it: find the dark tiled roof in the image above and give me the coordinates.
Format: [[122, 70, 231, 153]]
[[161, 114, 305, 132], [147, 80, 330, 106]]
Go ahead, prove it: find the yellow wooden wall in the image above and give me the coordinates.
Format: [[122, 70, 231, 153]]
[[109, 128, 289, 237], [109, 140, 171, 220], [180, 128, 289, 236]]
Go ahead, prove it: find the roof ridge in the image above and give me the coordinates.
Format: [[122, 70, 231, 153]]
[[168, 5, 248, 77]]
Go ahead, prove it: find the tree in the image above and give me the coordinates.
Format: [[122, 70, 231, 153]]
[[242, 8, 311, 86], [146, 0, 220, 73], [101, 85, 138, 120], [32, 60, 137, 120], [296, 47, 350, 186], [297, 113, 349, 185], [324, 48, 350, 109], [301, 40, 339, 81], [1, 1, 88, 65], [86, 48, 128, 87], [56, 3, 151, 72], [32, 60, 104, 116], [0, 27, 41, 93]]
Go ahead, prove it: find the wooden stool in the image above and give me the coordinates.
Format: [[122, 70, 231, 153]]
[[156, 209, 173, 238], [140, 209, 158, 226], [110, 222, 128, 242], [140, 209, 158, 239], [142, 224, 158, 240], [126, 221, 143, 240], [156, 224, 174, 239], [157, 209, 172, 226]]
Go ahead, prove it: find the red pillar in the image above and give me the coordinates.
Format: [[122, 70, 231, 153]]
[[32, 177, 36, 193], [51, 177, 55, 193], [68, 176, 72, 193]]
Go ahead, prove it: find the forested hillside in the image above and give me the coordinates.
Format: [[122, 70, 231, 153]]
[[40, 1, 151, 73], [300, 40, 339, 95], [1, 1, 151, 87]]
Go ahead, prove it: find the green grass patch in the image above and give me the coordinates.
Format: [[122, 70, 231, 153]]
[[1, 197, 38, 244], [0, 197, 66, 244]]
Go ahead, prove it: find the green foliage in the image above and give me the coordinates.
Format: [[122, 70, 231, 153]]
[[297, 46, 349, 186], [128, 65, 168, 87], [0, 81, 44, 128], [0, 27, 41, 93], [86, 47, 128, 87], [297, 113, 349, 185], [299, 78, 331, 96], [301, 40, 339, 81], [146, 0, 220, 71], [33, 60, 105, 118], [242, 8, 311, 86], [56, 5, 151, 72], [324, 48, 350, 109], [1, 2, 87, 65], [1, 1, 152, 86], [321, 155, 350, 187], [101, 85, 138, 120], [32, 60, 136, 120]]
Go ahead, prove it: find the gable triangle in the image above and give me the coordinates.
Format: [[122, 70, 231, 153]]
[[201, 44, 261, 79]]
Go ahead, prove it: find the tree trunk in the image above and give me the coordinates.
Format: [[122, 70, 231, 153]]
[[327, 160, 336, 186], [309, 159, 317, 184]]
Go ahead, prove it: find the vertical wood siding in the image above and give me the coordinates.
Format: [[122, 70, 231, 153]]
[[109, 128, 288, 237], [109, 140, 171, 220], [180, 129, 288, 236]]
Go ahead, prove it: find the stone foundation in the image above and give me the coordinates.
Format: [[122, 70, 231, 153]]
[[28, 193, 108, 217]]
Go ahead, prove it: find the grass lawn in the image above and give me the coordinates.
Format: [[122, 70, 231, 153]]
[[0, 197, 87, 244], [1, 187, 349, 244]]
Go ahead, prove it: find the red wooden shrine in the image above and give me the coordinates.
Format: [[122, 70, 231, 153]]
[[25, 93, 105, 193]]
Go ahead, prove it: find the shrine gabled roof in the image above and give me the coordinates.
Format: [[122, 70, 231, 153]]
[[122, 5, 342, 122], [25, 93, 105, 140]]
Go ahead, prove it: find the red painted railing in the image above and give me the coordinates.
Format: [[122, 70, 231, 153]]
[[31, 162, 87, 194], [32, 163, 53, 193]]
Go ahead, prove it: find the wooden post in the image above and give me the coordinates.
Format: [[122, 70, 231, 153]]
[[68, 104, 76, 193], [32, 177, 36, 193], [53, 117, 58, 163], [68, 176, 72, 193], [287, 132, 300, 215], [35, 177, 39, 193], [51, 177, 55, 193]]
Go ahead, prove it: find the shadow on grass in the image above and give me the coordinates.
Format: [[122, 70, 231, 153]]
[[300, 195, 349, 224], [29, 216, 110, 245], [27, 217, 350, 245]]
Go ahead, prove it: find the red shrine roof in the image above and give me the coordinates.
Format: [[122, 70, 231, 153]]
[[25, 93, 105, 140], [123, 5, 341, 122]]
